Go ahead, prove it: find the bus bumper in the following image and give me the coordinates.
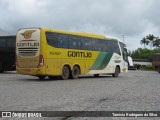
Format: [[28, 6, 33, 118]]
[[16, 67, 45, 76]]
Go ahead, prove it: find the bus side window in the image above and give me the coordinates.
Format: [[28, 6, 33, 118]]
[[0, 39, 6, 47], [123, 48, 128, 61], [81, 37, 92, 50], [101, 40, 108, 52], [69, 35, 81, 49], [119, 42, 127, 60], [58, 34, 69, 48], [110, 40, 121, 55], [104, 40, 111, 52], [97, 40, 103, 51], [46, 32, 58, 47], [92, 39, 97, 51], [7, 38, 15, 48], [92, 39, 101, 51]]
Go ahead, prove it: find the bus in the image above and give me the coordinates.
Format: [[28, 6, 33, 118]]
[[0, 35, 16, 73], [16, 28, 128, 79]]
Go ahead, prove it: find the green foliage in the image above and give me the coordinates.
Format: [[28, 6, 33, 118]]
[[131, 48, 160, 59], [140, 34, 160, 49], [140, 65, 155, 71]]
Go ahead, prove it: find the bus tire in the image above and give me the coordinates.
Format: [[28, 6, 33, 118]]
[[38, 75, 46, 80], [112, 66, 120, 77], [94, 74, 99, 77], [71, 66, 80, 79], [62, 65, 70, 80], [0, 69, 4, 73]]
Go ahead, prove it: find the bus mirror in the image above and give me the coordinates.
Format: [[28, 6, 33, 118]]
[[124, 47, 131, 56]]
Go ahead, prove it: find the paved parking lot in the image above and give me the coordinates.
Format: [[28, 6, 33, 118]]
[[0, 70, 160, 120]]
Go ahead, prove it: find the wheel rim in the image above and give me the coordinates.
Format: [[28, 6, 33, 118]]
[[115, 67, 119, 76], [72, 66, 79, 79], [116, 67, 119, 74], [112, 66, 119, 77], [62, 66, 69, 80]]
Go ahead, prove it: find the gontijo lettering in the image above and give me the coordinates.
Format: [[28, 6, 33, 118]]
[[17, 43, 39, 47], [68, 51, 92, 58]]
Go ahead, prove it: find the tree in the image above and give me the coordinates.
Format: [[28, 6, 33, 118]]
[[153, 37, 160, 48], [146, 34, 156, 49], [131, 48, 160, 59], [140, 37, 149, 48], [140, 34, 160, 49]]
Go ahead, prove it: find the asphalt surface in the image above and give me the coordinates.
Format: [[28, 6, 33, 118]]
[[0, 70, 160, 120]]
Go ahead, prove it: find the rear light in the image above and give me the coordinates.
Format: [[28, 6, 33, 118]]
[[37, 54, 44, 68]]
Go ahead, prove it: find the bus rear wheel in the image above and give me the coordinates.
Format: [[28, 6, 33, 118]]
[[0, 70, 4, 73], [71, 66, 80, 79], [62, 66, 70, 80], [112, 66, 120, 77]]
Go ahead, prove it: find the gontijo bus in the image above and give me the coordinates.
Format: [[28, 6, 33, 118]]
[[16, 28, 128, 79]]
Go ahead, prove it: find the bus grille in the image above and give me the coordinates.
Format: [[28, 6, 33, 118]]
[[18, 48, 38, 56]]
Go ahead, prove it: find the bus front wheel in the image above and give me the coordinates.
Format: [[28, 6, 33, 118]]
[[38, 75, 46, 80], [62, 66, 70, 80], [112, 66, 120, 77], [94, 74, 99, 77], [71, 66, 80, 79]]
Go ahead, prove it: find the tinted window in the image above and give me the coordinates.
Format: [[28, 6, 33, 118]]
[[0, 38, 6, 47], [45, 32, 122, 54], [46, 32, 58, 47], [92, 39, 97, 51], [119, 42, 127, 60], [92, 39, 109, 51], [7, 38, 15, 47], [81, 37, 92, 50], [97, 40, 102, 51], [119, 42, 126, 54], [69, 36, 81, 49], [110, 40, 120, 55], [102, 40, 111, 52], [57, 34, 69, 48]]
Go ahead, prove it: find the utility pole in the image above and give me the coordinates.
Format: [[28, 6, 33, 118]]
[[122, 35, 124, 42]]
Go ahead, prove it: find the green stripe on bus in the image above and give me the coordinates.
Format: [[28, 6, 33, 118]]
[[91, 52, 113, 70]]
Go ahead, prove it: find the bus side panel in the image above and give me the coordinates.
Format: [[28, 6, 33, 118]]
[[46, 58, 85, 76], [60, 58, 85, 74], [45, 58, 60, 76], [88, 52, 113, 74], [45, 47, 101, 76], [104, 53, 122, 73], [104, 53, 128, 73], [40, 29, 48, 75], [88, 52, 128, 74]]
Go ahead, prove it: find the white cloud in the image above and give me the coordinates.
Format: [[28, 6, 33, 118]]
[[0, 0, 160, 51]]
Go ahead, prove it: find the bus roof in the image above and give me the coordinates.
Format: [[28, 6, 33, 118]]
[[42, 28, 106, 39], [104, 35, 124, 43], [45, 28, 124, 43], [19, 27, 123, 42]]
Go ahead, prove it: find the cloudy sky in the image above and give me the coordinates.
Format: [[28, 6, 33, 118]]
[[0, 0, 160, 51]]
